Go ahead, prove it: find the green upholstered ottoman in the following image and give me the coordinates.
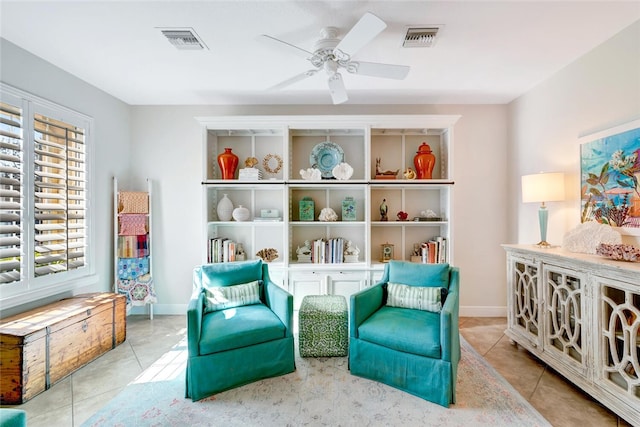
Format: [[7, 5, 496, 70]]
[[299, 295, 348, 357]]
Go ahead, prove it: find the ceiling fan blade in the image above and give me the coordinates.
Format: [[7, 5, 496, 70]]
[[351, 61, 410, 80], [327, 73, 348, 104], [260, 34, 313, 59], [334, 12, 386, 58], [268, 70, 317, 91]]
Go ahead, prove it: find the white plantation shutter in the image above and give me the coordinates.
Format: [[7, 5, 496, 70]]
[[33, 114, 86, 276], [0, 101, 23, 284], [0, 83, 94, 304]]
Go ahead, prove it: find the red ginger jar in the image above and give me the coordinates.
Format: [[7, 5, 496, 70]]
[[414, 143, 436, 179], [217, 148, 239, 180]]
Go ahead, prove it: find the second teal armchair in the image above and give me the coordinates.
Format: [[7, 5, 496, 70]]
[[186, 260, 295, 401], [349, 261, 460, 407]]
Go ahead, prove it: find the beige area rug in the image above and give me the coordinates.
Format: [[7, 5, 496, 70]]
[[83, 336, 550, 426]]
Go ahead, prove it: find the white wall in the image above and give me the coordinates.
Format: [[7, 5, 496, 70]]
[[130, 104, 509, 316], [508, 21, 640, 247], [0, 39, 132, 314]]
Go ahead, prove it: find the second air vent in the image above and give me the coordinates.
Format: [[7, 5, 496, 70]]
[[161, 28, 208, 50], [403, 27, 440, 48]]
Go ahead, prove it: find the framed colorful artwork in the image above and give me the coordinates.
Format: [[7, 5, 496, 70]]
[[579, 119, 640, 236]]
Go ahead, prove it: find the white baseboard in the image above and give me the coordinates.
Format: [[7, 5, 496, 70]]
[[129, 304, 507, 318], [460, 306, 507, 317], [129, 303, 188, 317]]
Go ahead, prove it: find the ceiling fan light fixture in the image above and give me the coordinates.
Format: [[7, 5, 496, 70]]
[[324, 60, 338, 76], [403, 27, 441, 48]]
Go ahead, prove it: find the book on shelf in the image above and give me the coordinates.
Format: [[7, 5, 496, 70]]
[[208, 237, 240, 263], [310, 237, 346, 264], [416, 236, 447, 264]]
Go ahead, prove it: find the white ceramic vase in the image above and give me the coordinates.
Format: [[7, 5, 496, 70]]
[[232, 205, 250, 222], [216, 194, 233, 221]]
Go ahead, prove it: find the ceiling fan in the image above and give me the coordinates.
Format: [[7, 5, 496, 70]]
[[261, 12, 410, 104]]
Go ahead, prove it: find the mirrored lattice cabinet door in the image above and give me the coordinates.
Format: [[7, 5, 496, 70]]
[[543, 266, 586, 374], [509, 257, 542, 348], [598, 277, 640, 403]]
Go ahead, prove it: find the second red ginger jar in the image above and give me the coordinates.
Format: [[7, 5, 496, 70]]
[[414, 142, 436, 179]]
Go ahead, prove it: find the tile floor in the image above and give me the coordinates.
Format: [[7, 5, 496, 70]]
[[3, 315, 632, 427]]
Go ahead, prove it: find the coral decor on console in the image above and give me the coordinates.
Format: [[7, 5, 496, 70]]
[[562, 221, 622, 254], [596, 243, 640, 262]]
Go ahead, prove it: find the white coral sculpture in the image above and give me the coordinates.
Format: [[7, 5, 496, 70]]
[[562, 221, 622, 254], [318, 207, 338, 222], [300, 168, 322, 181], [332, 162, 353, 180]]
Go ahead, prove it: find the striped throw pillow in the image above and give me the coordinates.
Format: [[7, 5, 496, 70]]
[[386, 282, 444, 313], [204, 280, 261, 312]]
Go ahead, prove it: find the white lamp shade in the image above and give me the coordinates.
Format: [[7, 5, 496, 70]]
[[521, 172, 565, 203]]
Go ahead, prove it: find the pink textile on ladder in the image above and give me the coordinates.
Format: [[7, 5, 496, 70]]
[[119, 214, 147, 236]]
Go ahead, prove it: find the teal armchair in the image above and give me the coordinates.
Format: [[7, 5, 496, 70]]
[[186, 260, 295, 401], [349, 261, 460, 407], [0, 409, 26, 427]]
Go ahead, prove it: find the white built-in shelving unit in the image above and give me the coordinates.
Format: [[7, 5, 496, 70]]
[[197, 115, 459, 308]]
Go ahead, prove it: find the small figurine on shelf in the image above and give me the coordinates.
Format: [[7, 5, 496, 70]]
[[375, 158, 399, 179], [344, 240, 360, 263], [380, 199, 388, 221], [413, 243, 421, 256], [403, 167, 417, 180], [245, 157, 258, 167], [239, 156, 262, 181], [410, 243, 422, 263], [235, 243, 246, 261], [296, 240, 312, 263]]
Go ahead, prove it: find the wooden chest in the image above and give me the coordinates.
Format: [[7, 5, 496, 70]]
[[0, 292, 126, 404]]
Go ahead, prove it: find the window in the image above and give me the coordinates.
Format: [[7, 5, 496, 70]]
[[0, 84, 94, 305]]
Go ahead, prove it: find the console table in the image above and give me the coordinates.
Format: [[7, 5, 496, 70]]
[[503, 244, 639, 425]]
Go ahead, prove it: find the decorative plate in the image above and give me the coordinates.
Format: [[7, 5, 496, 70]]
[[310, 141, 344, 179]]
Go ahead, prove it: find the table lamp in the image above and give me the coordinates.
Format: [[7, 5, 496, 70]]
[[521, 172, 565, 247]]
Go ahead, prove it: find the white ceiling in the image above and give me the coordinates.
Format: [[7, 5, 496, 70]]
[[1, 1, 639, 106]]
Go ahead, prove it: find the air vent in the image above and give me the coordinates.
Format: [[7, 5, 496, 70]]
[[403, 27, 440, 48], [160, 28, 208, 50]]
